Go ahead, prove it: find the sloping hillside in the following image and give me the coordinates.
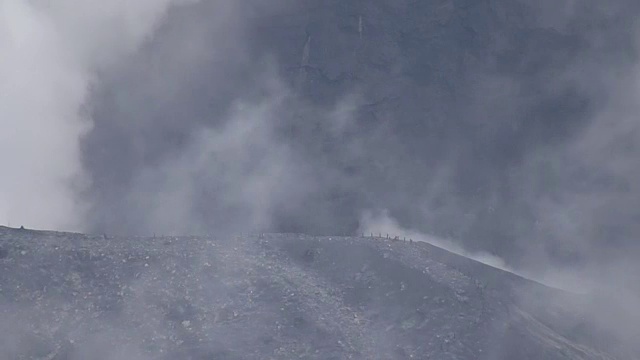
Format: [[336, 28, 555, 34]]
[[0, 226, 615, 359]]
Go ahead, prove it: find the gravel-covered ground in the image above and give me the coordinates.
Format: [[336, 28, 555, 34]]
[[0, 226, 616, 359]]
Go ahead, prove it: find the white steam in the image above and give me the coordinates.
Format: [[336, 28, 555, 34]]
[[126, 76, 309, 235], [358, 210, 511, 271], [0, 0, 187, 230]]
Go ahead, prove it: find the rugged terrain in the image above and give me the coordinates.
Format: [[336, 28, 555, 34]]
[[0, 226, 618, 359]]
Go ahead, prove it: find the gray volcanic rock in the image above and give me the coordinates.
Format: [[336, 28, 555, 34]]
[[0, 226, 616, 359]]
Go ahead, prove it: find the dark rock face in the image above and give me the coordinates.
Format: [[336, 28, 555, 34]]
[[0, 226, 619, 359]]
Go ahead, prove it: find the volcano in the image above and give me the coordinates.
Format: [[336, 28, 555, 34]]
[[0, 226, 619, 359]]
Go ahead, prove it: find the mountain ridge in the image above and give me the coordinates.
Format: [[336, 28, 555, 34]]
[[0, 226, 620, 359]]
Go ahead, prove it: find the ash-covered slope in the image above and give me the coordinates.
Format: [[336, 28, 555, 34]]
[[0, 226, 613, 359]]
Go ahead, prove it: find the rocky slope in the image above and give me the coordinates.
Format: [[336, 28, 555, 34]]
[[0, 226, 617, 359]]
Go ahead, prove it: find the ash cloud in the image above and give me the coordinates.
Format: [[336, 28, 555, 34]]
[[0, 0, 190, 231], [64, 2, 640, 340], [5, 0, 640, 356]]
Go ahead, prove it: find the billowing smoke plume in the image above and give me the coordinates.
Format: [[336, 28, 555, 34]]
[[4, 0, 640, 355], [0, 0, 191, 230]]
